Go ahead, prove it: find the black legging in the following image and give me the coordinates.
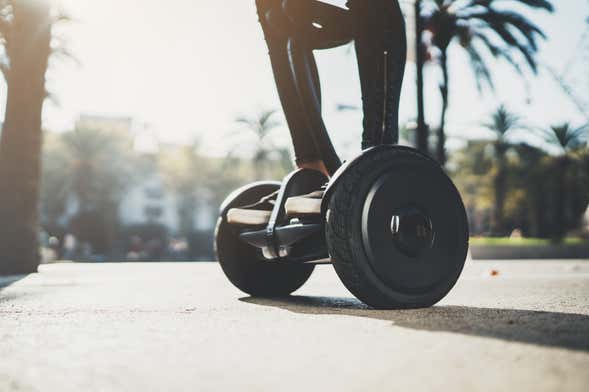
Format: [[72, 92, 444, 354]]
[[256, 0, 406, 163]]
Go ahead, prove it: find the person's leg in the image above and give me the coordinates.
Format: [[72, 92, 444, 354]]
[[298, 160, 329, 174], [282, 0, 406, 149], [349, 0, 407, 148], [256, 0, 328, 176], [228, 1, 357, 225]]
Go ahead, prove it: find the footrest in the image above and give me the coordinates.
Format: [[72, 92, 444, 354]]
[[285, 194, 322, 216], [239, 223, 322, 249]]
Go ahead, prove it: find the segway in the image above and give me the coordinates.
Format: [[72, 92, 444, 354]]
[[215, 0, 469, 309]]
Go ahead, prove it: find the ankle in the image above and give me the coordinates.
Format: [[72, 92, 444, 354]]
[[298, 160, 330, 177]]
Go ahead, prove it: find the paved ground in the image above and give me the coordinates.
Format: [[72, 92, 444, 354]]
[[1, 259, 588, 392]]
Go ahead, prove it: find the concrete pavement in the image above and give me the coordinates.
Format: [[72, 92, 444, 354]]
[[1, 260, 588, 392]]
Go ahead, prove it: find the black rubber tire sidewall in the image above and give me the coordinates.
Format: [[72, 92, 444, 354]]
[[326, 147, 469, 309], [215, 184, 314, 297]]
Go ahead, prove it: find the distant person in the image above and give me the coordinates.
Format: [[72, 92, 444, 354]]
[[228, 0, 406, 225]]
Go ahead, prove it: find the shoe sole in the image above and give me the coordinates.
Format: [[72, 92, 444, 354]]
[[285, 197, 322, 216], [227, 208, 271, 226]]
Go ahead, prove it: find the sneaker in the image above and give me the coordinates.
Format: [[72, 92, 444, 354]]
[[226, 191, 278, 226], [285, 190, 324, 217]]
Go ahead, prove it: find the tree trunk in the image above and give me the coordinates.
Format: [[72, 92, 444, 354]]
[[414, 0, 428, 154], [436, 49, 449, 166], [492, 146, 507, 235], [553, 156, 570, 242], [0, 1, 51, 275]]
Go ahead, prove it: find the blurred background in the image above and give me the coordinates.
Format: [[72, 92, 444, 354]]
[[0, 0, 587, 268]]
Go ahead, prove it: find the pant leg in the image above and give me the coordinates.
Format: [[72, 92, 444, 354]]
[[256, 0, 322, 164], [350, 0, 407, 148], [282, 0, 355, 49]]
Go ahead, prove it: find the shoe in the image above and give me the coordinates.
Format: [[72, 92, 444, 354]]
[[285, 190, 324, 217], [226, 191, 278, 226]]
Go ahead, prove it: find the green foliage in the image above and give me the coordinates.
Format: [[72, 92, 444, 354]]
[[470, 237, 586, 247], [232, 109, 294, 180], [480, 105, 528, 234], [482, 105, 522, 139], [60, 126, 138, 211], [450, 131, 589, 240], [40, 125, 138, 253], [535, 123, 589, 154], [40, 132, 71, 228]]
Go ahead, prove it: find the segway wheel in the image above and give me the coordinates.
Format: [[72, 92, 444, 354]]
[[215, 182, 314, 297], [325, 147, 469, 309]]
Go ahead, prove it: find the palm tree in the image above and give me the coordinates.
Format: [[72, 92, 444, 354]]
[[0, 0, 56, 274], [40, 133, 71, 232], [60, 127, 137, 255], [415, 0, 429, 154], [234, 109, 283, 180], [421, 0, 553, 165], [512, 142, 550, 237], [536, 123, 588, 240], [158, 142, 209, 236], [481, 105, 522, 234], [538, 123, 589, 155]]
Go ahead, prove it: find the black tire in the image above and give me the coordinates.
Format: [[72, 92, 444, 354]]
[[325, 147, 469, 309], [215, 182, 314, 297]]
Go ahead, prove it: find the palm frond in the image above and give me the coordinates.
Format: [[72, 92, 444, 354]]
[[484, 20, 538, 72], [234, 116, 255, 128], [536, 123, 588, 152], [257, 109, 277, 124], [472, 32, 524, 77], [466, 0, 494, 8], [465, 44, 494, 92], [481, 105, 522, 139], [569, 124, 589, 145], [463, 9, 545, 50], [465, 0, 553, 12], [426, 0, 552, 105], [433, 0, 448, 10], [234, 108, 282, 154], [512, 0, 553, 12], [257, 109, 280, 132]]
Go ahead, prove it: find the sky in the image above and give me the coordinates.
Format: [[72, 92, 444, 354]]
[[1, 0, 588, 160]]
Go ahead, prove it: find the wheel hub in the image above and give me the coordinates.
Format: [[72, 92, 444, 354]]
[[390, 206, 435, 258]]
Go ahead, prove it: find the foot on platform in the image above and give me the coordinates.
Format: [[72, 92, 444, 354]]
[[285, 190, 324, 217], [227, 189, 324, 226], [226, 191, 278, 226]]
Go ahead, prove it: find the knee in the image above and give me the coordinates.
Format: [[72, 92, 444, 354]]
[[282, 0, 310, 24]]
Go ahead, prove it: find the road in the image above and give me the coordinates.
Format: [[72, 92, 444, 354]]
[[1, 260, 588, 392]]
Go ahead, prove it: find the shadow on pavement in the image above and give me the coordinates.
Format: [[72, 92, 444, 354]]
[[240, 296, 589, 352], [0, 275, 28, 303], [0, 275, 27, 290]]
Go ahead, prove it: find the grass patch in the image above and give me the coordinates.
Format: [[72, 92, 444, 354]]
[[470, 237, 587, 247]]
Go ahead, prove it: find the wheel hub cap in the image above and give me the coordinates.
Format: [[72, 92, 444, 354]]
[[390, 206, 435, 258]]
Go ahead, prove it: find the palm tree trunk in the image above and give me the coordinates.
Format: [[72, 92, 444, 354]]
[[437, 49, 449, 166], [0, 1, 51, 275], [492, 150, 507, 235], [414, 0, 428, 154], [554, 157, 570, 242]]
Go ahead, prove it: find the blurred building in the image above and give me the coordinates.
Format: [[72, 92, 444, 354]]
[[118, 170, 214, 232], [55, 115, 216, 238]]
